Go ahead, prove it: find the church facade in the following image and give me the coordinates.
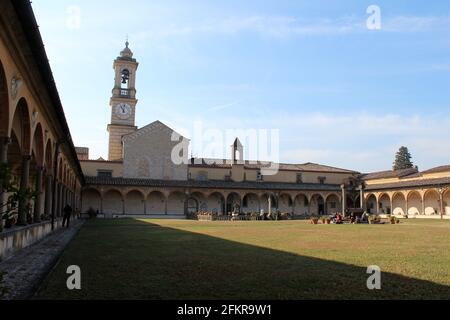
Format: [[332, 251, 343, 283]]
[[78, 44, 450, 219]]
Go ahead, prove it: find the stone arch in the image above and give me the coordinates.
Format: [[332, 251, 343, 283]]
[[378, 193, 391, 215], [424, 189, 440, 216], [407, 191, 422, 216], [366, 194, 377, 214], [125, 190, 145, 215], [0, 59, 8, 137], [325, 194, 340, 215], [279, 193, 293, 213], [294, 193, 309, 215], [226, 192, 241, 214], [167, 191, 185, 215], [31, 123, 44, 166], [310, 194, 325, 216], [58, 157, 63, 181], [261, 193, 277, 214], [392, 192, 406, 216], [242, 193, 260, 214], [191, 192, 207, 212], [7, 129, 22, 176], [443, 189, 450, 216], [207, 192, 225, 215], [11, 97, 31, 155], [82, 188, 102, 213], [354, 194, 361, 209], [187, 197, 199, 215], [103, 189, 124, 215], [146, 191, 166, 215]]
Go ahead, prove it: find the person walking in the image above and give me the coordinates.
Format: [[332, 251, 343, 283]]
[[63, 204, 73, 228]]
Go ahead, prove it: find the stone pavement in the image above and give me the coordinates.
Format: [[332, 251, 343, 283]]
[[0, 219, 85, 300]]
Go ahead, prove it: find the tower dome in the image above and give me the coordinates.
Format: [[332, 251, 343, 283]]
[[120, 40, 133, 59]]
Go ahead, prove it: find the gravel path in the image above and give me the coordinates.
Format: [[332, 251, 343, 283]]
[[0, 219, 85, 300]]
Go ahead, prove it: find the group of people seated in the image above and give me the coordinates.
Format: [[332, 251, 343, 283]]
[[331, 212, 369, 224]]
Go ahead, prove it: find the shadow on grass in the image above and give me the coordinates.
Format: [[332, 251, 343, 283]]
[[35, 219, 450, 300]]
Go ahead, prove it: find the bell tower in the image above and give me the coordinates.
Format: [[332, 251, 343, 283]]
[[108, 41, 139, 161]]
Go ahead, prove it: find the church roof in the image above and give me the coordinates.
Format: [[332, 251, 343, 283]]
[[122, 120, 189, 143]]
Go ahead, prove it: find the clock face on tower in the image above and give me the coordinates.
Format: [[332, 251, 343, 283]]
[[115, 103, 132, 120]]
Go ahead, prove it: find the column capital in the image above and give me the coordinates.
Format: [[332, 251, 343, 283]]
[[22, 154, 32, 161]]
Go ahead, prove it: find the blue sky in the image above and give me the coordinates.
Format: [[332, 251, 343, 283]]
[[32, 0, 450, 172]]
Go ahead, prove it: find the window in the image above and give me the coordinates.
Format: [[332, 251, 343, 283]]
[[296, 173, 303, 183], [257, 171, 263, 181], [196, 171, 208, 181], [330, 202, 337, 209], [318, 176, 326, 184], [97, 170, 113, 178]]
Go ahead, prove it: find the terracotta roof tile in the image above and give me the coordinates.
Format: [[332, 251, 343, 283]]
[[360, 168, 419, 180], [365, 177, 450, 191], [85, 176, 341, 192]]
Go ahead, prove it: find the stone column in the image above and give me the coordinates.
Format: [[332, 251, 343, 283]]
[[17, 155, 31, 225], [405, 197, 408, 217], [33, 166, 44, 223], [57, 184, 63, 217], [359, 187, 364, 209], [421, 196, 425, 216], [268, 195, 272, 217], [0, 137, 11, 216], [0, 137, 10, 163], [341, 185, 346, 217], [44, 174, 53, 218], [439, 190, 444, 220], [52, 182, 59, 219]]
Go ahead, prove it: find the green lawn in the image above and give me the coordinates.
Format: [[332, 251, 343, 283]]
[[36, 218, 450, 300]]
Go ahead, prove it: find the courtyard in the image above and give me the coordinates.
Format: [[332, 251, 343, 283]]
[[36, 219, 450, 300]]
